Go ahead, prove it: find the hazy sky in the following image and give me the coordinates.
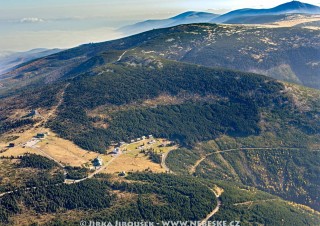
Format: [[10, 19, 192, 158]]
[[0, 0, 319, 52]]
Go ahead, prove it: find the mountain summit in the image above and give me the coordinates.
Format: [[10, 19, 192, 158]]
[[119, 11, 219, 35], [213, 1, 320, 23], [120, 1, 320, 34], [272, 1, 320, 14]]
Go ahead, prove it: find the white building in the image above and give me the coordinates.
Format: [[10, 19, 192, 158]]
[[112, 148, 120, 154], [93, 157, 103, 167]]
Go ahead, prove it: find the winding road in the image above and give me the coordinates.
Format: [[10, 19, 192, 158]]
[[65, 153, 121, 184], [1, 142, 313, 222], [164, 146, 311, 222], [189, 146, 306, 175], [161, 149, 174, 173], [161, 149, 222, 222], [0, 153, 121, 197], [199, 190, 222, 226]]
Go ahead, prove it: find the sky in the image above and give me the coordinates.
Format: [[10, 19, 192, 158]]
[[0, 0, 319, 52]]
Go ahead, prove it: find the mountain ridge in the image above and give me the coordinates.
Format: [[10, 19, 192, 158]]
[[119, 11, 219, 35], [119, 1, 320, 34], [0, 48, 62, 76], [213, 1, 320, 23], [1, 23, 319, 93]]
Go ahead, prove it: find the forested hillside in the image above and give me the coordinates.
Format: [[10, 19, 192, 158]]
[[1, 50, 319, 154], [209, 181, 320, 226], [167, 139, 320, 211], [40, 57, 319, 152], [0, 173, 217, 224], [198, 148, 320, 210], [0, 19, 319, 226], [0, 155, 64, 194], [1, 171, 319, 225], [1, 23, 319, 93]]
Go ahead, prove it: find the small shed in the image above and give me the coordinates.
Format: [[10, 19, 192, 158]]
[[148, 140, 156, 145], [30, 110, 40, 117], [36, 133, 47, 139], [112, 148, 120, 154], [119, 171, 126, 177], [92, 157, 103, 167]]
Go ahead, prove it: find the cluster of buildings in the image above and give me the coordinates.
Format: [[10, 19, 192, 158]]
[[115, 135, 154, 147], [92, 135, 157, 168]]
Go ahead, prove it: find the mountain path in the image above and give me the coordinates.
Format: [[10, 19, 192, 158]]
[[233, 198, 278, 207], [32, 83, 69, 128], [0, 152, 121, 197], [117, 50, 128, 62], [189, 147, 308, 174], [199, 190, 221, 226], [162, 150, 221, 222], [161, 149, 175, 173]]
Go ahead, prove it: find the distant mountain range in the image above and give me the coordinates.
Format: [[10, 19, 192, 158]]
[[120, 1, 320, 34], [0, 48, 62, 76], [119, 11, 219, 34], [214, 0, 320, 23], [221, 13, 314, 24]]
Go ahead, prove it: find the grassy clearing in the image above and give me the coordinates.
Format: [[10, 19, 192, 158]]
[[103, 138, 177, 174]]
